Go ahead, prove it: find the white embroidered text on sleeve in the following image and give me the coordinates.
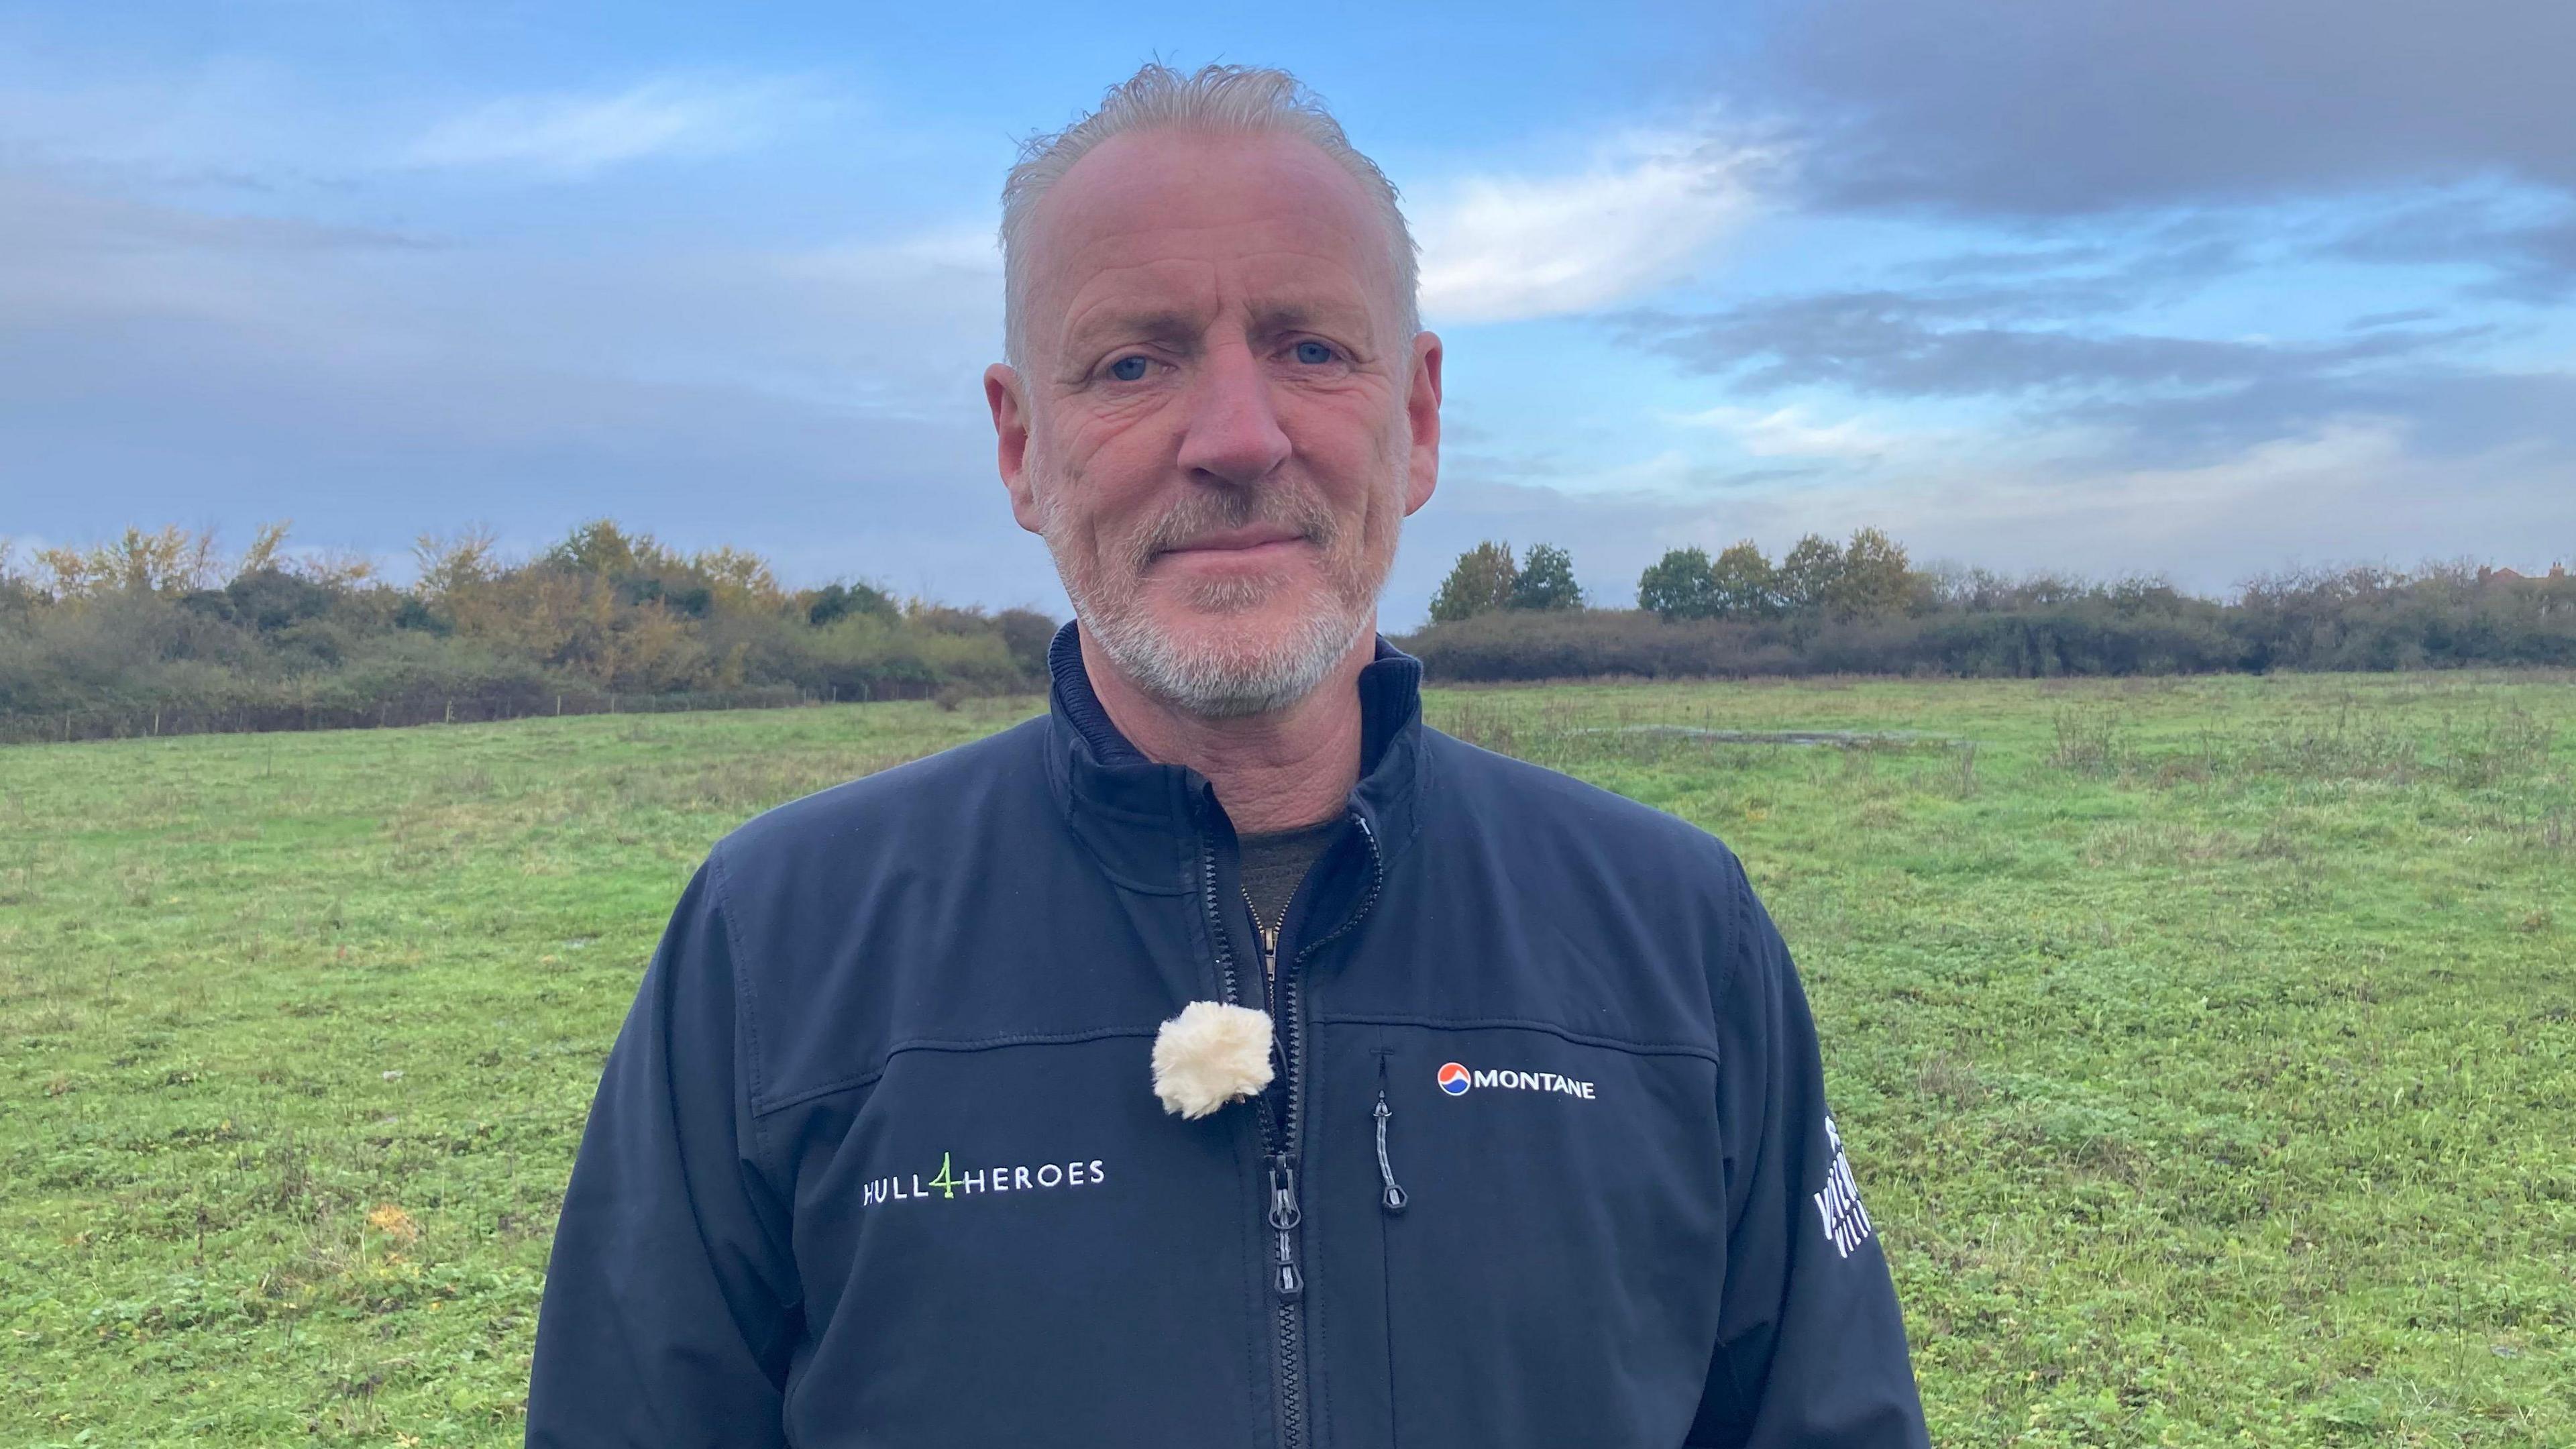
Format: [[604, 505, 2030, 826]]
[[1812, 1114, 1876, 1259]]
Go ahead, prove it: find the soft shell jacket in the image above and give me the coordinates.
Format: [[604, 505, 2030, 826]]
[[527, 626, 1930, 1448]]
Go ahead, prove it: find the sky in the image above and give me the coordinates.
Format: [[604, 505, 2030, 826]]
[[5, 0, 2573, 627]]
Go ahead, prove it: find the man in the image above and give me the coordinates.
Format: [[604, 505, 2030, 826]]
[[528, 62, 1929, 1448]]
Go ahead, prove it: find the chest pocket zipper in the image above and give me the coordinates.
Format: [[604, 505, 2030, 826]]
[[1373, 1069, 1409, 1215]]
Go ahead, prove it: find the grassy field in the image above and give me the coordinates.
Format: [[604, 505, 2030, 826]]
[[3, 672, 2571, 1446]]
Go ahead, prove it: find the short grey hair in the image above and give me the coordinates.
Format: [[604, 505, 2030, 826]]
[[999, 62, 1421, 370]]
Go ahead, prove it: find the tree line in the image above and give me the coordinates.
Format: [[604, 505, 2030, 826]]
[[0, 522, 1056, 742], [8, 519, 2571, 743], [1407, 531, 2576, 680]]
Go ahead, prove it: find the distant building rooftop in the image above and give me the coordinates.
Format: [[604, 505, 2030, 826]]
[[2479, 564, 2569, 586]]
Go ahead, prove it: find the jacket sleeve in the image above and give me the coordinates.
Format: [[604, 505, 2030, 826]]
[[526, 851, 804, 1448], [1686, 859, 1931, 1448]]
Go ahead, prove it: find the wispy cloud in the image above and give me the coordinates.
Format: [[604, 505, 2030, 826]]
[[1412, 129, 1767, 325], [1623, 288, 2483, 402], [1669, 403, 1917, 462], [403, 76, 824, 176]]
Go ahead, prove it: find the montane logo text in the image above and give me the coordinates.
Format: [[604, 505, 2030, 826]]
[[1436, 1061, 1597, 1099]]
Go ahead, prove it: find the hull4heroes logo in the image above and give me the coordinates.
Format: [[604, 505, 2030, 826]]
[[861, 1151, 1108, 1209], [1437, 1061, 1597, 1099], [1812, 1116, 1876, 1259]]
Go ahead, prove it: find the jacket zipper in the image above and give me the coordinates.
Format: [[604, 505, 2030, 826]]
[[1244, 888, 1284, 1014], [1373, 1075, 1409, 1215], [1373, 1052, 1407, 1449], [1197, 813, 1302, 1447], [1197, 806, 1387, 1449], [1245, 888, 1306, 1314]]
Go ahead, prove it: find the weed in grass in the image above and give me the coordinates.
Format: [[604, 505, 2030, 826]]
[[1917, 1052, 1988, 1108], [2539, 809, 2571, 851], [2, 837, 37, 906], [2440, 705, 2555, 790], [2049, 704, 2129, 775]]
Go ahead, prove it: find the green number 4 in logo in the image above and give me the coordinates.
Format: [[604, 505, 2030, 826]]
[[928, 1152, 961, 1200]]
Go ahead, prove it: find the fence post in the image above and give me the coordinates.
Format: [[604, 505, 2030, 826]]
[[555, 694, 562, 716], [445, 698, 453, 725]]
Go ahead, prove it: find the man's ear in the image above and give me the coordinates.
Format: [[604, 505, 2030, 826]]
[[985, 364, 1044, 536], [1402, 331, 1442, 517]]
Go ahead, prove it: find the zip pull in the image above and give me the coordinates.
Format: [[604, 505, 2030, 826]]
[[1373, 1090, 1410, 1214], [1241, 886, 1280, 983], [1268, 1155, 1305, 1299]]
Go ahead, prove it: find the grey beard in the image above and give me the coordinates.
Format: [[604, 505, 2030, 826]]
[[1076, 578, 1368, 718], [1039, 484, 1375, 719]]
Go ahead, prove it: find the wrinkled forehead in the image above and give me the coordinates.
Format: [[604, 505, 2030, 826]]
[[1022, 129, 1402, 363]]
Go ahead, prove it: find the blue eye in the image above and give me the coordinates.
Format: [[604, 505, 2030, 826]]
[[1108, 356, 1150, 382], [1293, 340, 1336, 365]]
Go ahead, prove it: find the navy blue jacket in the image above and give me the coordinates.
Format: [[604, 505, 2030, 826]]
[[527, 626, 1929, 1447]]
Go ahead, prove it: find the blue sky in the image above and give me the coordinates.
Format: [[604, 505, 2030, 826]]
[[6, 0, 2572, 626]]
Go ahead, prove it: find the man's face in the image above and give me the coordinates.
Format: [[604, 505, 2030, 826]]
[[986, 129, 1441, 717]]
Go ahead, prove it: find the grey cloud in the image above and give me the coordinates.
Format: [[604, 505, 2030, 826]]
[[1750, 0, 2576, 217], [1612, 255, 2571, 474], [0, 166, 424, 260], [1680, 466, 1824, 493], [1618, 289, 2483, 405], [1892, 231, 2248, 302], [2349, 309, 2443, 331], [2061, 368, 2576, 466], [1893, 244, 2118, 282], [1629, 1, 2576, 479], [2334, 194, 2576, 303]]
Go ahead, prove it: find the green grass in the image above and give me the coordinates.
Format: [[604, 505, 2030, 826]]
[[4, 673, 2573, 1446]]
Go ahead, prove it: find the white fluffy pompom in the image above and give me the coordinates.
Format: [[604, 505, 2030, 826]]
[[1151, 1001, 1275, 1119]]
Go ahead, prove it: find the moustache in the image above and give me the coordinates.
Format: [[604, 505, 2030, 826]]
[[1130, 488, 1337, 568]]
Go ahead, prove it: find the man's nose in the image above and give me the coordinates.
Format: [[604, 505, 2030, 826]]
[[1175, 341, 1292, 486]]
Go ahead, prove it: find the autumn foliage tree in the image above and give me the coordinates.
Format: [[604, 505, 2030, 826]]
[[1429, 541, 1519, 623], [1432, 540, 1589, 622], [1825, 527, 1916, 621], [1709, 542, 1782, 619]]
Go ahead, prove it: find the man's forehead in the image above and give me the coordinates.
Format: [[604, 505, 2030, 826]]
[[1027, 130, 1395, 350], [1057, 255, 1379, 345]]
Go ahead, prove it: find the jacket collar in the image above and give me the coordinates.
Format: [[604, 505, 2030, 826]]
[[1042, 619, 1428, 896]]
